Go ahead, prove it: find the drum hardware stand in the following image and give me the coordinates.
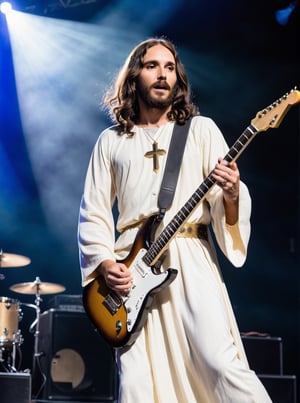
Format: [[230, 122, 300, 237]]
[[30, 277, 47, 399], [8, 276, 65, 397], [0, 339, 21, 372], [0, 347, 10, 372], [8, 336, 20, 372], [11, 311, 24, 372]]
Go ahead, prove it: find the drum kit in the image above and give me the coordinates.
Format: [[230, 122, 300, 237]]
[[0, 249, 66, 375]]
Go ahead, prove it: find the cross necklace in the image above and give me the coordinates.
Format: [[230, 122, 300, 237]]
[[143, 127, 166, 173]]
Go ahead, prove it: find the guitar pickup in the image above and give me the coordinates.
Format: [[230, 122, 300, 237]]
[[103, 292, 122, 315], [132, 248, 150, 278]]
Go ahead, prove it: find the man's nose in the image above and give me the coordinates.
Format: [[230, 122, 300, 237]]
[[157, 72, 167, 80], [157, 66, 166, 80]]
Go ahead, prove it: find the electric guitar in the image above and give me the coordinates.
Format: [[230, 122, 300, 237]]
[[83, 88, 300, 348]]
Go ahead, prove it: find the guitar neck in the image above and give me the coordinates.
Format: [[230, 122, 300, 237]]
[[143, 123, 259, 266]]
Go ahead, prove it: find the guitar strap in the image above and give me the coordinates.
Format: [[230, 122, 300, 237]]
[[157, 118, 192, 220]]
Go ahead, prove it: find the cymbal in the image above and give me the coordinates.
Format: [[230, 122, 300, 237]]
[[10, 280, 65, 295], [0, 252, 31, 268]]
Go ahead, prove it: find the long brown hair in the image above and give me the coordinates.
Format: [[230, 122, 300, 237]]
[[103, 37, 198, 134]]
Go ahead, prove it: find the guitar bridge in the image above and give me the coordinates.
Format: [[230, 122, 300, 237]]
[[103, 292, 122, 315]]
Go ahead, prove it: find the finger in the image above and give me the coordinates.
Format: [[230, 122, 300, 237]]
[[115, 280, 133, 296], [218, 157, 229, 166], [212, 170, 228, 186], [107, 277, 132, 292], [217, 158, 239, 175]]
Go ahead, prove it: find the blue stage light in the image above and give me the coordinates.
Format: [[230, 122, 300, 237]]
[[275, 0, 298, 25]]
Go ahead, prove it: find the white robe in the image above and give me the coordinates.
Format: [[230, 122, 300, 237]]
[[78, 116, 271, 402]]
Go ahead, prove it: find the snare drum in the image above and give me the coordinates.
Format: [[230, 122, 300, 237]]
[[0, 297, 22, 347]]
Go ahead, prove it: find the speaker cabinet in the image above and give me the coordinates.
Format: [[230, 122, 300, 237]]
[[242, 335, 283, 374], [0, 372, 31, 403], [34, 309, 118, 402], [259, 375, 297, 403]]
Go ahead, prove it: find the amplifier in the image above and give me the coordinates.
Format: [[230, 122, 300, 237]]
[[259, 374, 297, 403], [34, 309, 118, 402], [242, 335, 283, 375], [0, 372, 31, 403], [47, 294, 85, 313]]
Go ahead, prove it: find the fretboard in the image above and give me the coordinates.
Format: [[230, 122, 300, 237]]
[[142, 123, 259, 266]]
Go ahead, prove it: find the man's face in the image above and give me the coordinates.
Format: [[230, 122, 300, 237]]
[[136, 44, 177, 109]]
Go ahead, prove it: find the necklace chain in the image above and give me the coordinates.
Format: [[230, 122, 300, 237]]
[[142, 127, 162, 144]]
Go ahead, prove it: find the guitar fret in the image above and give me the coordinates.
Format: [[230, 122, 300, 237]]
[[247, 124, 257, 134], [205, 177, 215, 186], [231, 146, 239, 155], [164, 227, 174, 239], [177, 211, 186, 222], [182, 205, 191, 216], [174, 217, 183, 226], [154, 242, 164, 254], [202, 182, 210, 191]]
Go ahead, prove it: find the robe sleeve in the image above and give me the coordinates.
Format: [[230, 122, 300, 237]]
[[198, 117, 251, 267], [78, 130, 117, 286], [209, 182, 251, 267]]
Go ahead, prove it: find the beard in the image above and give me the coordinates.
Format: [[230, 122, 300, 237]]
[[136, 80, 176, 109]]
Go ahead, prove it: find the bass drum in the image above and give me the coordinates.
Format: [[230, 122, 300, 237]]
[[0, 296, 23, 348]]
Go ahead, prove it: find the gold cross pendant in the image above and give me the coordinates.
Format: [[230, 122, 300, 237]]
[[144, 141, 166, 172]]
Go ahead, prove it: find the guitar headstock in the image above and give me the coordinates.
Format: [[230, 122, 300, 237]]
[[251, 87, 300, 132]]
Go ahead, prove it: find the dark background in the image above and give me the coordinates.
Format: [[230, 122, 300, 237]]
[[0, 0, 299, 391]]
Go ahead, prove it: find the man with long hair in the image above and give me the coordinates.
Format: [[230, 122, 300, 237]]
[[78, 37, 271, 402]]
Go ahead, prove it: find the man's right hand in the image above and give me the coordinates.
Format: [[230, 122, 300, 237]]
[[99, 259, 133, 295]]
